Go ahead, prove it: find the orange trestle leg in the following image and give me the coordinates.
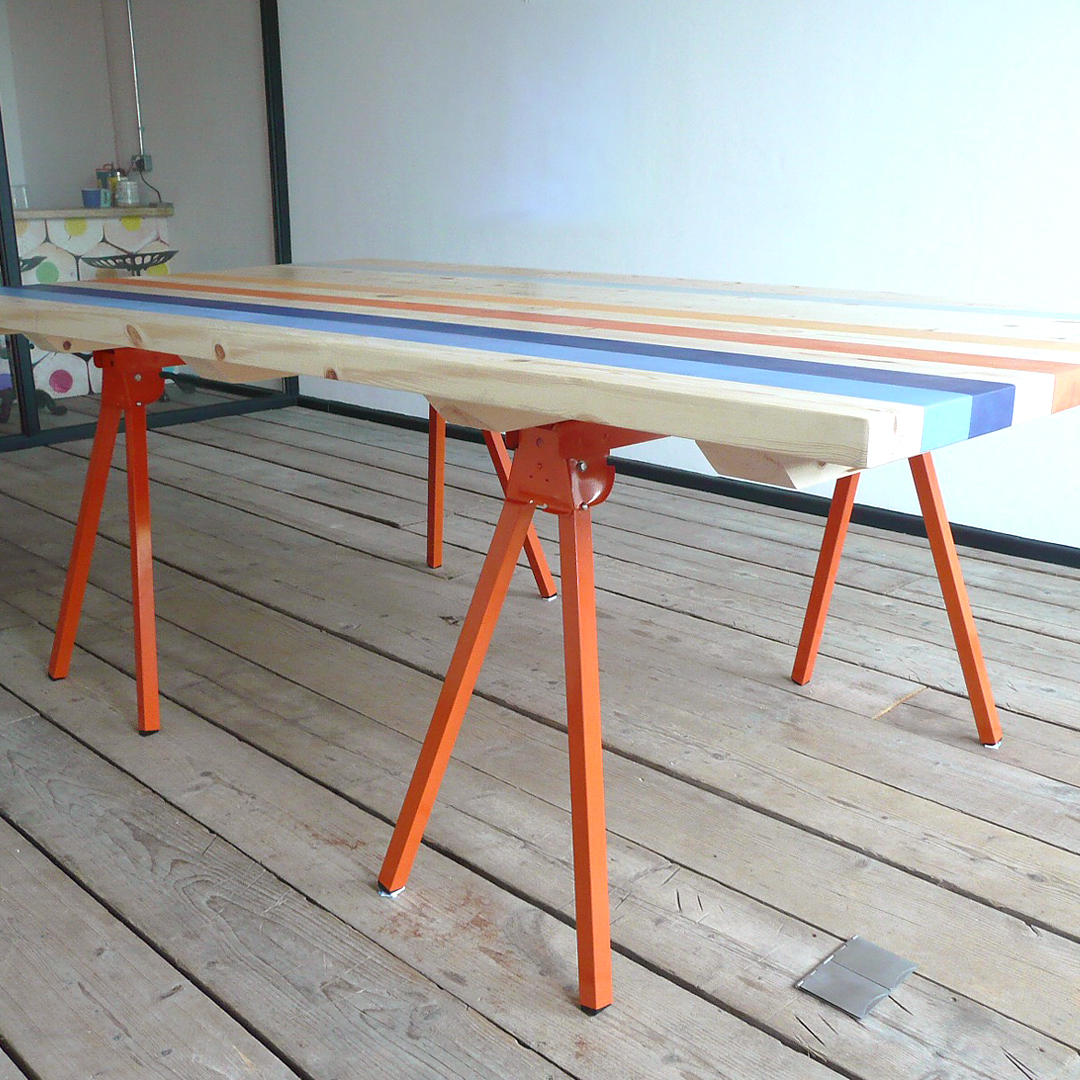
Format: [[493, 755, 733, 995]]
[[558, 506, 613, 1012], [483, 430, 558, 599], [48, 348, 176, 734], [378, 494, 537, 892], [909, 453, 1002, 747], [426, 405, 446, 569], [793, 454, 1002, 747], [123, 395, 162, 735], [380, 421, 651, 1011], [48, 400, 123, 682], [791, 472, 860, 685]]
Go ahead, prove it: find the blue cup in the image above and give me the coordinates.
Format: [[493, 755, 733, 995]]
[[81, 187, 111, 209]]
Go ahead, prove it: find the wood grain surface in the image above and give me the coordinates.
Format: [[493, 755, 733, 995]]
[[1, 410, 1079, 1077]]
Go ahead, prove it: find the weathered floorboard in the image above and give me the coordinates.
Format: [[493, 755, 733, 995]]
[[2, 410, 1080, 1079], [0, 810, 300, 1080], [0, 621, 842, 1080]]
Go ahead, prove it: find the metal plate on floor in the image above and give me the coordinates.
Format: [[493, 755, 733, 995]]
[[796, 936, 916, 1019]]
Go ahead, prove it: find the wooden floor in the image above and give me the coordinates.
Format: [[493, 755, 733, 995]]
[[1, 406, 1079, 1080]]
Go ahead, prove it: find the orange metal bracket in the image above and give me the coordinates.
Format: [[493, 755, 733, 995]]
[[380, 421, 655, 1012], [792, 454, 1002, 746], [483, 430, 557, 599], [49, 347, 179, 735], [426, 409, 557, 598]]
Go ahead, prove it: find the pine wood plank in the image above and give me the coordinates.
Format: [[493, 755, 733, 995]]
[[0, 283, 914, 476], [0, 630, 842, 1080], [0, 815, 299, 1080]]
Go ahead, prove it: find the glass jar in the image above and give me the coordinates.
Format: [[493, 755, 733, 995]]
[[115, 178, 140, 207]]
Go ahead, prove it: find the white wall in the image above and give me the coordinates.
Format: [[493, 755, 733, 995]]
[[4, 0, 116, 207], [290, 2, 1080, 543], [0, 0, 273, 272], [0, 0, 26, 185], [105, 0, 275, 272]]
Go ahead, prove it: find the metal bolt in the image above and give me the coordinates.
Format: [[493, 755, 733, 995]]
[[576, 460, 588, 472], [134, 373, 142, 381]]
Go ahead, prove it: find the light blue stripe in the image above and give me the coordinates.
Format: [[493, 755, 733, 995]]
[[6, 284, 976, 449]]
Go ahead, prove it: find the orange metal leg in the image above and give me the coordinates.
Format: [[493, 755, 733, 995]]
[[123, 400, 161, 735], [427, 405, 446, 569], [48, 400, 123, 681], [381, 421, 653, 1010], [483, 430, 558, 599], [379, 495, 537, 892], [50, 348, 174, 734], [909, 453, 1002, 746], [559, 507, 613, 1013], [791, 472, 860, 685]]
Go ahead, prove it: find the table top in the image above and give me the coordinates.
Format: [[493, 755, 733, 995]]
[[3, 260, 1080, 488]]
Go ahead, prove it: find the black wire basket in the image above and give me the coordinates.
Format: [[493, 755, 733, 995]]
[[81, 250, 178, 277]]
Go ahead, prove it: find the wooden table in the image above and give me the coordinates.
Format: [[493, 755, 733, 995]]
[[3, 260, 1078, 1012]]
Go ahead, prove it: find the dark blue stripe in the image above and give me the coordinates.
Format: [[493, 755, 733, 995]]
[[18, 283, 1016, 438]]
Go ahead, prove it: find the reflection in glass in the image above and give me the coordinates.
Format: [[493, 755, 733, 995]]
[[0, 337, 23, 435]]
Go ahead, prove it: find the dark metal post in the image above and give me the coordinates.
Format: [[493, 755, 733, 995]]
[[0, 98, 40, 437], [260, 0, 298, 402]]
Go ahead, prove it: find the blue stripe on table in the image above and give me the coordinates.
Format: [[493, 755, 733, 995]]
[[15, 284, 1017, 447]]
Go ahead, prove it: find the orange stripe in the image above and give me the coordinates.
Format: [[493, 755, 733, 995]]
[[110, 276, 1080, 411], [178, 271, 1080, 354]]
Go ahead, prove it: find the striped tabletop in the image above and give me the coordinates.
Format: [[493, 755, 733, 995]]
[[3, 260, 1079, 487]]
